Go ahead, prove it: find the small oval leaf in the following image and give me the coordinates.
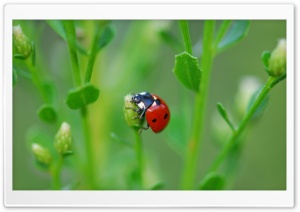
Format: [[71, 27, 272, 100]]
[[37, 104, 57, 123], [261, 51, 271, 74], [199, 172, 225, 190], [217, 102, 235, 131], [66, 83, 100, 110], [217, 20, 250, 53], [173, 51, 202, 92], [96, 24, 115, 52]]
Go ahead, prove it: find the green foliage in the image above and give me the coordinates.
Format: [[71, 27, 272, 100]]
[[47, 20, 88, 55], [37, 104, 57, 123], [217, 20, 250, 53], [66, 83, 100, 110], [199, 172, 226, 190], [217, 102, 235, 131], [261, 51, 271, 71], [96, 24, 115, 52], [13, 68, 18, 87], [246, 87, 269, 120], [173, 51, 202, 92]]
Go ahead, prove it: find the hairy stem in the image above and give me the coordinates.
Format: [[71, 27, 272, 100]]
[[181, 20, 215, 190]]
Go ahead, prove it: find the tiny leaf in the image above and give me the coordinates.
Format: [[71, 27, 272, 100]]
[[217, 102, 235, 131], [217, 21, 250, 53], [66, 83, 100, 110], [199, 172, 225, 190], [261, 51, 271, 74], [246, 87, 269, 120], [37, 104, 57, 123], [13, 54, 27, 60], [96, 24, 115, 52], [173, 51, 202, 92]]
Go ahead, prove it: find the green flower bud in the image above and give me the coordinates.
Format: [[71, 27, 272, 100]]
[[13, 25, 32, 59], [124, 94, 144, 129], [31, 143, 52, 165], [54, 122, 73, 155], [268, 39, 286, 76]]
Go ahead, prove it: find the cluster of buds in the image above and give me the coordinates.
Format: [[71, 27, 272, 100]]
[[13, 25, 32, 59]]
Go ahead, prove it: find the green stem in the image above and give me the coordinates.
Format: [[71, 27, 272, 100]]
[[63, 20, 82, 87], [81, 107, 96, 188], [63, 21, 96, 188], [134, 129, 143, 189], [181, 20, 215, 190], [179, 20, 193, 55], [25, 59, 49, 103], [208, 75, 284, 173], [84, 27, 102, 83], [51, 155, 63, 190]]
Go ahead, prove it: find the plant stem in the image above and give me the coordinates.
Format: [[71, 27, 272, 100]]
[[181, 20, 215, 190], [134, 129, 144, 189], [63, 20, 82, 87], [179, 20, 193, 55], [51, 155, 63, 190], [208, 75, 284, 173], [25, 59, 49, 103], [64, 21, 96, 188], [84, 27, 102, 83]]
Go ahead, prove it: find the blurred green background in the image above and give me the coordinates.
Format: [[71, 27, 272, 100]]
[[13, 20, 286, 190]]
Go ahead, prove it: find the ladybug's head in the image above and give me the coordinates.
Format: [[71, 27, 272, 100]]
[[131, 94, 141, 104]]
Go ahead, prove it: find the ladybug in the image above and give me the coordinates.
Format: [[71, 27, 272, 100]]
[[127, 92, 170, 134]]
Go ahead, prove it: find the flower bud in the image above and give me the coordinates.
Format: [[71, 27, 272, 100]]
[[54, 122, 73, 155], [31, 143, 52, 165], [124, 94, 144, 128], [13, 25, 32, 58], [268, 39, 286, 76]]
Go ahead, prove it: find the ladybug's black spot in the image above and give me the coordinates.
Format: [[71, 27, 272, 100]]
[[155, 99, 161, 105], [152, 118, 157, 123], [164, 113, 168, 119]]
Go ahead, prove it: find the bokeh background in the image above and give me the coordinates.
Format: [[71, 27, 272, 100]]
[[13, 20, 286, 190]]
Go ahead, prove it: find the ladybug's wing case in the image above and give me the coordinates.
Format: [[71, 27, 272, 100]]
[[145, 95, 170, 133]]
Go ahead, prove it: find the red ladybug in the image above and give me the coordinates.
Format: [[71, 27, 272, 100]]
[[128, 92, 170, 133]]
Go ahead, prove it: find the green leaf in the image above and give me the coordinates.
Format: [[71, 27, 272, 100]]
[[199, 172, 225, 190], [63, 150, 74, 157], [246, 86, 269, 120], [47, 20, 88, 55], [13, 68, 18, 87], [217, 102, 235, 131], [96, 24, 115, 52], [149, 182, 164, 190], [66, 83, 100, 110], [173, 51, 202, 92], [217, 21, 250, 53], [159, 30, 183, 53], [261, 51, 271, 74], [13, 54, 27, 60], [37, 104, 57, 123]]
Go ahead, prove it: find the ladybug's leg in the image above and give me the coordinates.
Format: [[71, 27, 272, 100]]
[[138, 123, 149, 134], [139, 108, 146, 119], [125, 106, 142, 113]]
